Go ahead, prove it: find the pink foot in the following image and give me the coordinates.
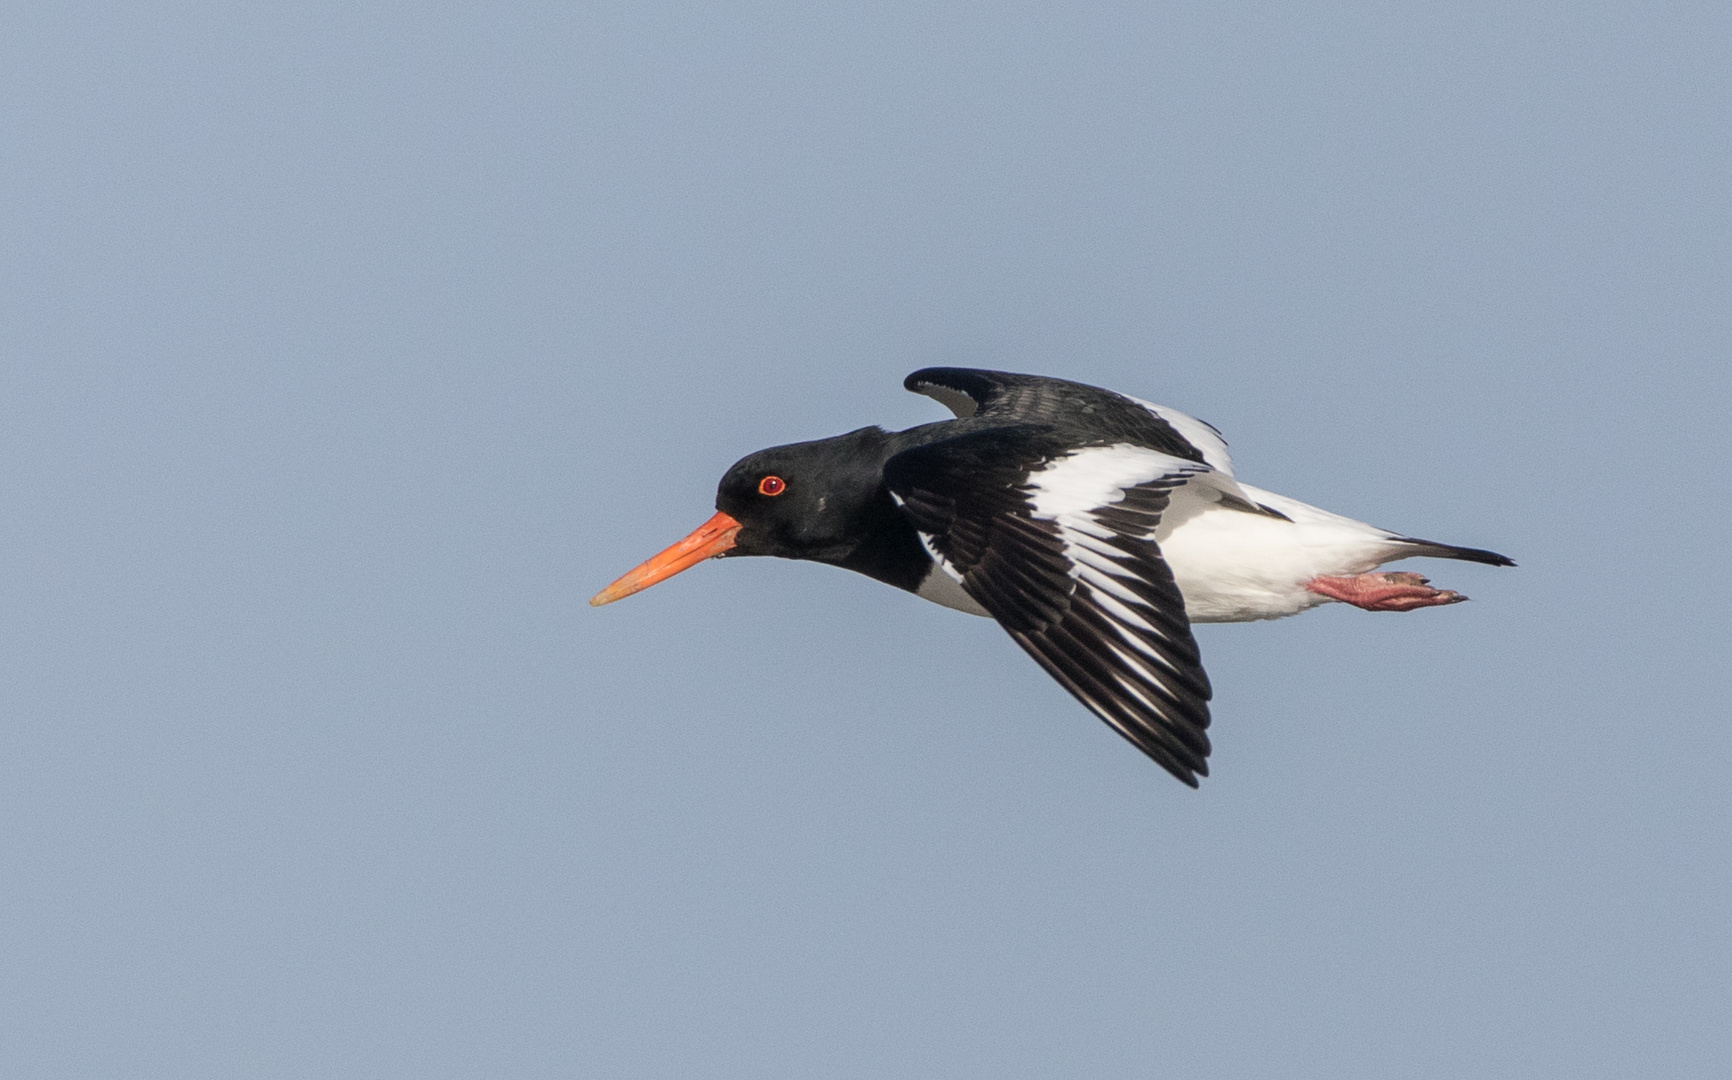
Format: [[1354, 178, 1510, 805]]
[[1305, 571, 1468, 612]]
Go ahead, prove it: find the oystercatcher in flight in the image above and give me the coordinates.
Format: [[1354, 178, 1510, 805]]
[[592, 369, 1512, 786]]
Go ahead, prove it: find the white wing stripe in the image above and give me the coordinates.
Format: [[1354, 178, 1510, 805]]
[[1059, 516, 1116, 541], [1063, 528, 1147, 571], [1027, 444, 1203, 519]]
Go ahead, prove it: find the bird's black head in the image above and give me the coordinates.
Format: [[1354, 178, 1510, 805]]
[[590, 426, 917, 605], [714, 426, 898, 563]]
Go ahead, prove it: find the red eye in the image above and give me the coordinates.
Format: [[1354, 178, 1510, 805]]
[[758, 475, 786, 496]]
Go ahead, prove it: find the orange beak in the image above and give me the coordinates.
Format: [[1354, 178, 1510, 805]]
[[589, 511, 743, 606]]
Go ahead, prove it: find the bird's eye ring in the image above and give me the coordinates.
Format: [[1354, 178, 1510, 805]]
[[758, 475, 786, 496]]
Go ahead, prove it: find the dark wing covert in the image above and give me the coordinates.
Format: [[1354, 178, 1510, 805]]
[[904, 367, 1208, 465]]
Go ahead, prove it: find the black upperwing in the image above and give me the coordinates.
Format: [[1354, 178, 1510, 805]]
[[883, 426, 1214, 786], [904, 367, 1209, 466]]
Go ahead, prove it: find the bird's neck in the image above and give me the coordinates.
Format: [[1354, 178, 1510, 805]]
[[832, 487, 932, 594]]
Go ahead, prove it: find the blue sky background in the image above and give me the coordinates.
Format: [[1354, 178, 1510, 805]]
[[3, 2, 1729, 1076]]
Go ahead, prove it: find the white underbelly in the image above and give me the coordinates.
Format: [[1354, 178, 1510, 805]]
[[1158, 489, 1397, 623]]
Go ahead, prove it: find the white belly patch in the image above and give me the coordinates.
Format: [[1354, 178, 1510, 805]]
[[1158, 488, 1397, 622]]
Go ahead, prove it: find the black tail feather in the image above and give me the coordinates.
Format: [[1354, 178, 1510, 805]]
[[1395, 537, 1516, 568]]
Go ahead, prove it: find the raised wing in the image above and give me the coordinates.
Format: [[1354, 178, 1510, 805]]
[[884, 427, 1215, 786], [905, 367, 1230, 471], [1122, 394, 1234, 475]]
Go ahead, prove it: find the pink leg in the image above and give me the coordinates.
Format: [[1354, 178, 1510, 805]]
[[1305, 571, 1468, 612]]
